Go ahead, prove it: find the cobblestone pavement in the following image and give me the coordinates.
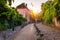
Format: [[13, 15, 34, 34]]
[[36, 23, 60, 40], [9, 24, 37, 40], [0, 26, 21, 40], [1, 23, 60, 40]]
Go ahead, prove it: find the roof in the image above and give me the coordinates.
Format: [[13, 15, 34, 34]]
[[16, 3, 28, 9]]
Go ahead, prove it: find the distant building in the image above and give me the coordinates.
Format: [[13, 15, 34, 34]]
[[16, 3, 30, 23]]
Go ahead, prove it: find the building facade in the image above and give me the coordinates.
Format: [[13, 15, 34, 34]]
[[16, 3, 30, 23]]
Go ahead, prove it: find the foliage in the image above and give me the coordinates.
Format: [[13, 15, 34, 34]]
[[0, 0, 14, 6], [55, 0, 60, 20], [39, 0, 60, 26], [7, 0, 14, 6], [41, 1, 54, 13], [41, 1, 54, 24], [0, 8, 26, 30], [40, 0, 60, 24], [38, 11, 43, 21], [0, 0, 26, 31]]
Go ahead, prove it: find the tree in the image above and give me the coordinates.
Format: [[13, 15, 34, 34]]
[[41, 0, 55, 24], [40, 0, 60, 25], [7, 0, 14, 6], [55, 0, 60, 20], [41, 1, 54, 13], [0, 0, 26, 31]]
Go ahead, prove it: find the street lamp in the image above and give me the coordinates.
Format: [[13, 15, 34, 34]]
[[11, 14, 14, 31], [11, 8, 15, 31]]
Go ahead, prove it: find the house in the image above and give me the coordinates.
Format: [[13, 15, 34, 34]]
[[16, 3, 30, 23]]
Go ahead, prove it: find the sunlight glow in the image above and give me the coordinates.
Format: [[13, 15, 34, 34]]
[[32, 7, 38, 13]]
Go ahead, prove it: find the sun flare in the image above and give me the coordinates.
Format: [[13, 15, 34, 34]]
[[32, 7, 38, 14]]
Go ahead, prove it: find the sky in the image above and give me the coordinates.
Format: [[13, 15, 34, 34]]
[[12, 0, 47, 13]]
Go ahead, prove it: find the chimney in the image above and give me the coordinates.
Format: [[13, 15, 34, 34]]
[[26, 4, 27, 7]]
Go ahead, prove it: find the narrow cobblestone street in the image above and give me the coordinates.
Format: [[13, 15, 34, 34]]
[[10, 24, 37, 40], [4, 23, 60, 40], [36, 23, 60, 40]]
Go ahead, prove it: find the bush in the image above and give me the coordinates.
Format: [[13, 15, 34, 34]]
[[0, 8, 26, 31], [43, 9, 52, 24], [0, 23, 3, 31], [0, 0, 26, 31]]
